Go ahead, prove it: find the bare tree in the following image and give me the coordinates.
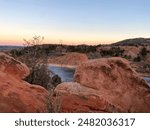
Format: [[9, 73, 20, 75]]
[[22, 36, 62, 112], [23, 36, 54, 90], [23, 36, 45, 69]]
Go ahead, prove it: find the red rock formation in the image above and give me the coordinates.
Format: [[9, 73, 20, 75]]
[[122, 46, 141, 59], [48, 52, 88, 66], [0, 53, 48, 112], [146, 54, 150, 63], [54, 57, 150, 112], [0, 53, 29, 79], [54, 82, 122, 112]]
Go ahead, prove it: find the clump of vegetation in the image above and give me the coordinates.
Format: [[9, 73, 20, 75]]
[[100, 47, 124, 57], [133, 55, 141, 62], [9, 42, 106, 58], [25, 64, 53, 89], [143, 63, 150, 73], [52, 75, 62, 87], [21, 36, 62, 112], [133, 47, 147, 62], [123, 55, 132, 60], [22, 36, 61, 90], [140, 47, 147, 58], [10, 49, 23, 57], [67, 45, 97, 53]]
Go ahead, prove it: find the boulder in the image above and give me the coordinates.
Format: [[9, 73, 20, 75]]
[[54, 82, 122, 112], [54, 57, 150, 112], [0, 53, 29, 79], [0, 53, 48, 112]]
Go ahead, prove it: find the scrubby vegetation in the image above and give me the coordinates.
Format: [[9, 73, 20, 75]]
[[133, 55, 141, 62], [133, 47, 148, 62], [140, 47, 147, 58], [100, 47, 124, 57], [8, 37, 150, 79], [16, 36, 62, 90]]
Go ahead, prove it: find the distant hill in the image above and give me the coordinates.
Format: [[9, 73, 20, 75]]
[[0, 46, 23, 51], [112, 38, 150, 46]]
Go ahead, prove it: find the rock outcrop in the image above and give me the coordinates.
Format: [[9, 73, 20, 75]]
[[0, 53, 29, 79], [122, 46, 140, 59], [0, 53, 48, 112], [53, 57, 150, 112], [54, 82, 122, 112], [48, 52, 88, 66]]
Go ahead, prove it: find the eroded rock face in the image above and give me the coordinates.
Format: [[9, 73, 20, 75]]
[[74, 57, 148, 90], [54, 82, 123, 112], [54, 57, 150, 112], [48, 52, 88, 66], [0, 53, 48, 112], [0, 53, 29, 79], [121, 46, 141, 59]]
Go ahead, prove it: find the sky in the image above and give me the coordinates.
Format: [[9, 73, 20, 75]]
[[0, 0, 150, 45]]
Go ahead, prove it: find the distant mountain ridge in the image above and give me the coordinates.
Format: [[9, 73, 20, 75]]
[[112, 38, 150, 46]]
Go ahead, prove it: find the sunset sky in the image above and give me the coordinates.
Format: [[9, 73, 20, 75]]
[[0, 0, 150, 45]]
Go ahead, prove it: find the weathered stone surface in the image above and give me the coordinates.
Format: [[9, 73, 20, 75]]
[[0, 53, 48, 112], [121, 46, 140, 59], [74, 57, 148, 90], [54, 82, 123, 112], [54, 57, 150, 112], [48, 52, 88, 66], [0, 53, 29, 79]]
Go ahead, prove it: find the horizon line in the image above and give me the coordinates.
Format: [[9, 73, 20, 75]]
[[0, 37, 149, 46]]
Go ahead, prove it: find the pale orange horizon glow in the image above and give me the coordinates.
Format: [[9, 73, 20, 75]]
[[0, 27, 128, 45], [1, 14, 150, 46], [0, 36, 118, 46], [1, 21, 149, 46]]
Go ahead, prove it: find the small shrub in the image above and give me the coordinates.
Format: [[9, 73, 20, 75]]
[[52, 75, 62, 87], [25, 64, 54, 90], [10, 49, 23, 58], [23, 36, 62, 90], [133, 55, 141, 62], [140, 47, 147, 58]]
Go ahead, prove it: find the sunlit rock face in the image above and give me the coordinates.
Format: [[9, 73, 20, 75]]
[[0, 53, 48, 112], [48, 52, 88, 66], [54, 57, 150, 113]]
